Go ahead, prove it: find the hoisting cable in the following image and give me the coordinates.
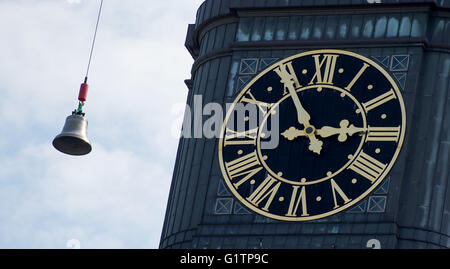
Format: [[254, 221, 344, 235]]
[[76, 0, 104, 115]]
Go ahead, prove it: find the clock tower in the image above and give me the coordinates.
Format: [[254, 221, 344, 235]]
[[160, 0, 450, 249]]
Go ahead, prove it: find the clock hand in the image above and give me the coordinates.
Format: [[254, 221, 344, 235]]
[[281, 126, 305, 141], [281, 120, 366, 143], [280, 126, 322, 154], [316, 119, 366, 142], [287, 83, 323, 154], [288, 82, 311, 126], [277, 63, 322, 154], [278, 69, 310, 126]]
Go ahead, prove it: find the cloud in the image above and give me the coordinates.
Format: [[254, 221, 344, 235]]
[[0, 142, 170, 248], [67, 0, 82, 4], [0, 0, 204, 248]]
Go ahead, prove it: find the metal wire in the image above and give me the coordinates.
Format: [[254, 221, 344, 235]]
[[85, 0, 104, 81]]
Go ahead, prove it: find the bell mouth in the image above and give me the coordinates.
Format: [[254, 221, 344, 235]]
[[53, 135, 92, 156]]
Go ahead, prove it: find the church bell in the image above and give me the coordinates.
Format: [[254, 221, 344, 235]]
[[52, 0, 103, 156], [53, 113, 92, 156]]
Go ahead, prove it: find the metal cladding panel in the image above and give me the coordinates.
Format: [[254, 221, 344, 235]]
[[194, 0, 449, 28], [160, 0, 450, 249]]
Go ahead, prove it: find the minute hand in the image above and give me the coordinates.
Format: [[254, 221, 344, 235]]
[[281, 74, 322, 154], [285, 81, 311, 126]]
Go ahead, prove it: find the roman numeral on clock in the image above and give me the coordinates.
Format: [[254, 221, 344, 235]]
[[309, 54, 339, 85], [285, 185, 309, 217], [330, 178, 352, 209], [348, 151, 387, 183], [366, 126, 401, 142], [273, 61, 302, 95], [247, 175, 281, 211], [224, 127, 258, 146], [224, 150, 263, 188], [362, 89, 396, 112], [241, 91, 271, 115], [344, 63, 370, 91]]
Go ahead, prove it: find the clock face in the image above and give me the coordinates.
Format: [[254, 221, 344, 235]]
[[218, 49, 406, 221]]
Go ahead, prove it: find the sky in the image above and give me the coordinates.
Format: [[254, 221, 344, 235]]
[[0, 0, 204, 248]]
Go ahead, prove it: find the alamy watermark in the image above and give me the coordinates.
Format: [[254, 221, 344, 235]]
[[171, 95, 279, 149]]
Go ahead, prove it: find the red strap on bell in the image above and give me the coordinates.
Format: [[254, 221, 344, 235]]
[[78, 81, 89, 102]]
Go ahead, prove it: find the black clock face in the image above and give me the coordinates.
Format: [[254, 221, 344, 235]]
[[218, 49, 406, 221]]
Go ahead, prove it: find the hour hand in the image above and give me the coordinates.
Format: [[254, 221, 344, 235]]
[[316, 119, 366, 142], [281, 126, 323, 154], [281, 127, 305, 141]]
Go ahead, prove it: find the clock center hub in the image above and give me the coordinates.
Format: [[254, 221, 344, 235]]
[[304, 126, 315, 135], [257, 85, 367, 186]]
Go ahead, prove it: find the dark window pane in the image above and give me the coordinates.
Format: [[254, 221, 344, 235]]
[[431, 19, 445, 42], [264, 17, 276, 41], [386, 17, 399, 37], [411, 14, 425, 38], [313, 16, 325, 39], [445, 21, 450, 44], [276, 17, 289, 40], [326, 16, 338, 39], [351, 15, 363, 38], [288, 17, 301, 40], [399, 16, 411, 37], [338, 16, 351, 39], [374, 16, 387, 38], [251, 17, 265, 41], [300, 16, 313, 40], [363, 17, 374, 38], [237, 17, 252, 41]]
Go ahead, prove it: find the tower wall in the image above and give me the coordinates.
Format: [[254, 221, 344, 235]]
[[160, 0, 450, 249]]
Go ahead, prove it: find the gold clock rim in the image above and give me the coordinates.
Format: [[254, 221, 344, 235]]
[[217, 49, 407, 221]]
